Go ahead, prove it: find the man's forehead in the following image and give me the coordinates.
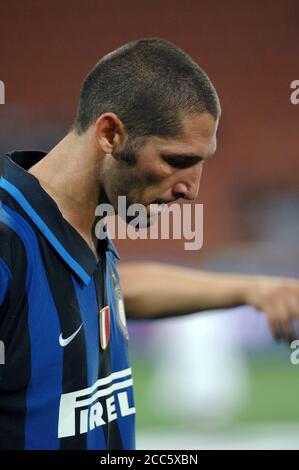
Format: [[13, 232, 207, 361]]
[[158, 113, 218, 158], [180, 111, 219, 138]]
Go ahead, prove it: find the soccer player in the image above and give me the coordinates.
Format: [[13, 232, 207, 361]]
[[0, 38, 298, 450]]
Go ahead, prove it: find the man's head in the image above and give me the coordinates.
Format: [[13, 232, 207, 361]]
[[72, 38, 221, 223]]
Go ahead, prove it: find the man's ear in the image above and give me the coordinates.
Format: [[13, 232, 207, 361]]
[[94, 113, 128, 154]]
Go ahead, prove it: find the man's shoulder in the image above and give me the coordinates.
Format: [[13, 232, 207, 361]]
[[0, 202, 26, 307], [0, 202, 17, 236], [0, 198, 36, 236], [0, 201, 28, 260]]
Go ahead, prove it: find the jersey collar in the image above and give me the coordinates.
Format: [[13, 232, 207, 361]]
[[0, 150, 120, 286]]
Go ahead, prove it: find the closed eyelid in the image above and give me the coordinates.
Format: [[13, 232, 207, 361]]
[[161, 154, 205, 169]]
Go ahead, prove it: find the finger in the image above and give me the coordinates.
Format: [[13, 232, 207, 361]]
[[293, 318, 299, 340], [280, 294, 299, 341], [271, 298, 294, 342], [265, 310, 282, 341], [280, 318, 294, 343], [286, 295, 299, 340]]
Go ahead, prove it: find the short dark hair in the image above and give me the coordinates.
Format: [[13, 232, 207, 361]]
[[72, 38, 220, 141]]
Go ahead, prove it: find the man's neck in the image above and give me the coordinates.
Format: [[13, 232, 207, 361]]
[[28, 131, 103, 256]]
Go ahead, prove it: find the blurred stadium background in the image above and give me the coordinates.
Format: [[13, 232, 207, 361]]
[[0, 0, 298, 449]]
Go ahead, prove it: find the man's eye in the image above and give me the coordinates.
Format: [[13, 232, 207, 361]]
[[163, 156, 203, 169]]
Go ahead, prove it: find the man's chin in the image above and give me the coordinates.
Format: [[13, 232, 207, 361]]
[[126, 212, 160, 229], [115, 200, 167, 228]]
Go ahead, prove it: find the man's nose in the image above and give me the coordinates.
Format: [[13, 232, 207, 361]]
[[171, 165, 202, 201]]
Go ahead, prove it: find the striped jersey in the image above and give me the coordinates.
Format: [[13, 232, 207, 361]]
[[0, 151, 135, 450]]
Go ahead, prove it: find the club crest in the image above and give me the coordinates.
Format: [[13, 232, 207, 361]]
[[109, 266, 129, 341]]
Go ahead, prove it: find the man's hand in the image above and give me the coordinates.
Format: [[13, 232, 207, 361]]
[[119, 262, 299, 342], [244, 276, 299, 342]]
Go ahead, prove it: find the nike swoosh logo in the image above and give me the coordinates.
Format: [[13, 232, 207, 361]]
[[59, 323, 83, 347]]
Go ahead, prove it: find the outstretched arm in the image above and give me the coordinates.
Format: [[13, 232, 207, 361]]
[[118, 262, 299, 341]]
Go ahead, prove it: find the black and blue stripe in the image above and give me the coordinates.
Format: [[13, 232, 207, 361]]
[[0, 151, 135, 450]]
